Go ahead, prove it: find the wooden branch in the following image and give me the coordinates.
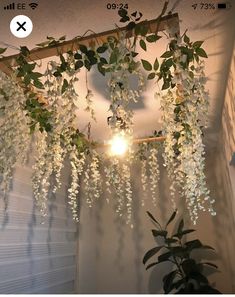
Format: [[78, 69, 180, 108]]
[[0, 13, 179, 75]]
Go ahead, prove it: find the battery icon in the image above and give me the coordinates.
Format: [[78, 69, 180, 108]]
[[217, 2, 231, 9]]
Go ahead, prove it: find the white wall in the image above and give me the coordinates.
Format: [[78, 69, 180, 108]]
[[0, 148, 77, 294]]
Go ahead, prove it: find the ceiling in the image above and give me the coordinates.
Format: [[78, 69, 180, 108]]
[[0, 0, 235, 144]]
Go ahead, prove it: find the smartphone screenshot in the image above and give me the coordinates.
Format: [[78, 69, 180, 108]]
[[0, 0, 234, 294]]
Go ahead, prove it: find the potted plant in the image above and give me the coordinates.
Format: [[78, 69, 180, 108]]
[[143, 211, 221, 294]]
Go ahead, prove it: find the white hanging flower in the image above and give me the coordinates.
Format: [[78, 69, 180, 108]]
[[0, 71, 31, 197]]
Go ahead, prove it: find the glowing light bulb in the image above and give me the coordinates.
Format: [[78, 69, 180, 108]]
[[109, 134, 129, 156]]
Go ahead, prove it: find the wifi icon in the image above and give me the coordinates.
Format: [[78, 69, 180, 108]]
[[29, 2, 38, 9]]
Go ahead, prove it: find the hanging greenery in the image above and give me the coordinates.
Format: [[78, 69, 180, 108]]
[[0, 2, 216, 225]]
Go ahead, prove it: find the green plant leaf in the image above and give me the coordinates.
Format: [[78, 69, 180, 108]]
[[74, 53, 82, 60], [162, 80, 170, 90], [193, 41, 204, 49], [75, 60, 84, 70], [97, 62, 105, 76], [147, 72, 156, 80], [153, 57, 159, 71], [165, 238, 178, 244], [139, 39, 147, 51], [79, 44, 88, 54], [120, 16, 130, 23], [118, 8, 128, 17], [146, 261, 159, 270], [166, 210, 177, 227], [182, 259, 199, 275], [177, 219, 184, 234], [0, 48, 7, 54], [163, 270, 177, 294], [126, 21, 136, 30], [201, 262, 218, 269], [141, 59, 152, 71], [158, 251, 171, 262], [53, 71, 62, 77], [140, 24, 148, 36], [97, 45, 108, 53], [33, 79, 44, 89], [146, 211, 161, 226], [183, 34, 190, 44], [84, 59, 91, 70], [61, 79, 69, 94], [109, 51, 118, 64], [146, 34, 159, 43], [161, 51, 173, 58], [190, 272, 209, 284], [196, 47, 208, 58], [152, 229, 167, 237], [173, 229, 196, 239], [143, 246, 163, 264]]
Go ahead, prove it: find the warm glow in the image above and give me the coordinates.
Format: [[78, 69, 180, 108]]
[[109, 134, 129, 156]]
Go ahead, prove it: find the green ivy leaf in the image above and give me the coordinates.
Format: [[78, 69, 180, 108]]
[[161, 51, 173, 58], [33, 79, 44, 89], [193, 41, 204, 49], [74, 53, 82, 60], [118, 8, 128, 18], [84, 59, 91, 70], [196, 47, 208, 58], [97, 45, 108, 53], [53, 71, 62, 77], [61, 79, 69, 94], [109, 51, 118, 64], [183, 34, 190, 44], [75, 60, 84, 70], [20, 46, 30, 57], [146, 34, 160, 43], [79, 44, 88, 54], [153, 57, 159, 71], [139, 39, 147, 51], [140, 24, 148, 36], [162, 80, 170, 90], [0, 48, 7, 55], [97, 62, 105, 76], [147, 72, 156, 80], [126, 21, 136, 30], [120, 16, 130, 23], [141, 59, 152, 71]]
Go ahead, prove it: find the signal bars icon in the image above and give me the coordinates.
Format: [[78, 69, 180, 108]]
[[4, 2, 15, 10]]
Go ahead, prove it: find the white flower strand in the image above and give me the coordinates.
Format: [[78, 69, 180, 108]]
[[68, 148, 86, 222], [0, 71, 30, 197], [84, 151, 102, 208], [148, 147, 160, 207], [140, 158, 148, 206], [160, 38, 215, 223], [32, 54, 81, 217], [32, 131, 51, 217], [122, 161, 133, 228]]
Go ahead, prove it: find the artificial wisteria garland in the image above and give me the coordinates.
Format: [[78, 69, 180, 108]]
[[157, 34, 216, 224], [0, 6, 216, 226]]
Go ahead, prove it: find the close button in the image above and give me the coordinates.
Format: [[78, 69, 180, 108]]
[[10, 15, 33, 38]]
